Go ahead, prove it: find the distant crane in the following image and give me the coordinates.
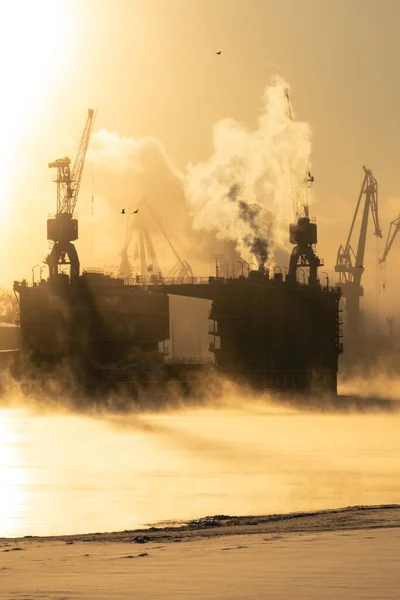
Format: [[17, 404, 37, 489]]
[[335, 166, 382, 341], [46, 109, 96, 279], [144, 201, 194, 278], [119, 210, 161, 282], [119, 200, 194, 281], [379, 214, 400, 265], [386, 316, 395, 337]]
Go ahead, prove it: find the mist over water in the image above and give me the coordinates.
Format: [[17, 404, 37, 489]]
[[0, 382, 399, 538]]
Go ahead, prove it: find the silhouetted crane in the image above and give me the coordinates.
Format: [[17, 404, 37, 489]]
[[119, 210, 161, 282], [144, 201, 194, 278], [46, 109, 96, 279], [335, 166, 382, 340]]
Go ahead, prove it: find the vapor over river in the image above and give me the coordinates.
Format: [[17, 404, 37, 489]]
[[1, 398, 400, 537]]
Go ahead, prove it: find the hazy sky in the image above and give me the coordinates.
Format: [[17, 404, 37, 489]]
[[2, 0, 400, 326]]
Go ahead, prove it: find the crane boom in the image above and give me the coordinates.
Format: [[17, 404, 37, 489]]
[[144, 199, 193, 276], [119, 200, 194, 280], [49, 109, 96, 216], [284, 87, 313, 220], [284, 87, 303, 220], [70, 108, 96, 215], [379, 215, 400, 264]]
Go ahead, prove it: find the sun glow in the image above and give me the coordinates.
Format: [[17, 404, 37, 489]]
[[0, 1, 71, 222]]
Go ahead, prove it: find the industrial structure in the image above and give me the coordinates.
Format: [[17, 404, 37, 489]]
[[14, 272, 169, 392], [144, 200, 194, 279], [284, 87, 323, 287], [331, 166, 400, 372], [161, 273, 341, 393], [119, 210, 161, 282], [118, 201, 193, 282], [335, 166, 382, 348], [158, 91, 342, 394], [46, 109, 96, 279], [13, 110, 170, 392], [11, 101, 343, 398]]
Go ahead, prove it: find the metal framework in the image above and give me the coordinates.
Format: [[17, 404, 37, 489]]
[[119, 211, 162, 281], [335, 166, 382, 341], [49, 109, 96, 216], [144, 200, 194, 278], [119, 201, 194, 281], [46, 109, 96, 279]]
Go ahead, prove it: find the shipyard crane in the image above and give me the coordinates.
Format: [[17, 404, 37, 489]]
[[335, 166, 382, 341], [284, 87, 321, 285], [144, 200, 194, 278], [168, 259, 194, 279], [119, 199, 194, 281], [119, 211, 161, 281], [379, 215, 400, 264], [46, 109, 96, 279]]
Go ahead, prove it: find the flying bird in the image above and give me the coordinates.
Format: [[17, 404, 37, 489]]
[[215, 51, 221, 55], [121, 209, 125, 214], [132, 209, 139, 214]]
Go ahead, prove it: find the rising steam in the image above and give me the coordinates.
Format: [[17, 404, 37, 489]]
[[83, 77, 312, 275], [185, 77, 312, 269]]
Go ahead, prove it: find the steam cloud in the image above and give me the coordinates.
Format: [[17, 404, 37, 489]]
[[84, 77, 312, 274], [185, 76, 313, 268]]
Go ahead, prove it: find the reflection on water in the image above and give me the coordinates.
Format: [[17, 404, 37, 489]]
[[0, 400, 400, 537]]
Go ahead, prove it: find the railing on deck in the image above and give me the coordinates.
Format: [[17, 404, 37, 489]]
[[123, 276, 213, 286], [14, 272, 343, 295], [165, 357, 215, 365]]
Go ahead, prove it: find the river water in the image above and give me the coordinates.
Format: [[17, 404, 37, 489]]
[[1, 394, 399, 538]]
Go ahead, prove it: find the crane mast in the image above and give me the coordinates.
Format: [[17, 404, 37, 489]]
[[46, 109, 96, 279], [335, 166, 382, 342], [284, 88, 321, 284]]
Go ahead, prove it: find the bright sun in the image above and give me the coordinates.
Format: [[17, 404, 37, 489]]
[[0, 1, 71, 219]]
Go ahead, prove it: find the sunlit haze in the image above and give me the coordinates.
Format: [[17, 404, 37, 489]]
[[2, 0, 400, 321], [0, 1, 71, 224], [1, 6, 400, 596], [1, 401, 399, 537]]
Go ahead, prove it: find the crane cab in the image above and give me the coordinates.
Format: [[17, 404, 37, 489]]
[[47, 213, 78, 243], [289, 217, 318, 246]]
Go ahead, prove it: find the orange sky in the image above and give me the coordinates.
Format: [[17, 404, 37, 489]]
[[2, 0, 400, 331]]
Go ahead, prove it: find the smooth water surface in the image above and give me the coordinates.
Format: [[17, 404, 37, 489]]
[[1, 399, 399, 537]]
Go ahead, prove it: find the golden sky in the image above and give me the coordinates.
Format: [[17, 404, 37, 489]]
[[2, 0, 400, 326]]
